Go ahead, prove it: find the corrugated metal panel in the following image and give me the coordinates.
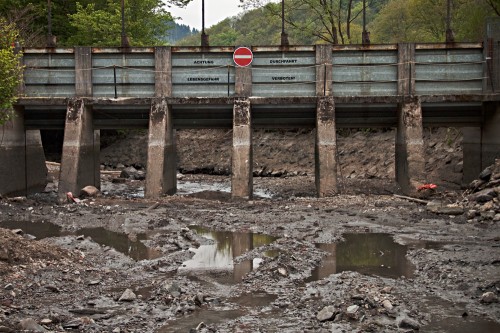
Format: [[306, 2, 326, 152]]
[[415, 49, 483, 94], [332, 50, 398, 96], [23, 53, 76, 97], [172, 53, 234, 97], [252, 51, 316, 97], [92, 53, 155, 98]]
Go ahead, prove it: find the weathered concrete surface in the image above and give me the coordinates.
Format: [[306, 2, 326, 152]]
[[93, 130, 101, 189], [145, 98, 176, 198], [0, 107, 47, 196], [482, 102, 500, 169], [58, 99, 97, 197], [462, 127, 482, 185], [396, 97, 426, 194], [315, 96, 338, 197], [232, 98, 252, 199]]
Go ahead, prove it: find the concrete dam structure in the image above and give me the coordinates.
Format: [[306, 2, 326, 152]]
[[1, 39, 499, 199]]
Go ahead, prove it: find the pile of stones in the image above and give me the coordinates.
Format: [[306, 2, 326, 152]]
[[465, 159, 500, 223]]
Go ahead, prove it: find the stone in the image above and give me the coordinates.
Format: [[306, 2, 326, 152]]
[[399, 317, 420, 330], [346, 305, 359, 314], [427, 201, 464, 215], [120, 166, 137, 179], [469, 179, 486, 190], [382, 299, 393, 310], [4, 284, 13, 290], [317, 305, 336, 322], [277, 267, 288, 277], [118, 288, 137, 302], [176, 173, 184, 180], [468, 188, 497, 203], [480, 292, 498, 304], [19, 318, 47, 332], [0, 326, 14, 332], [80, 185, 99, 197], [479, 165, 493, 181], [116, 163, 125, 169], [40, 319, 52, 325]]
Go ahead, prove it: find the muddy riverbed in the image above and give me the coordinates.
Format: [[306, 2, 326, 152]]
[[0, 171, 499, 332]]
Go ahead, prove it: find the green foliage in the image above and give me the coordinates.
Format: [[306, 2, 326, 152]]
[[67, 0, 174, 46], [0, 18, 23, 125], [371, 0, 498, 43]]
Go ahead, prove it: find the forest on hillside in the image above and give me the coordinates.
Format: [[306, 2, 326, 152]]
[[0, 0, 498, 48], [178, 0, 499, 45]]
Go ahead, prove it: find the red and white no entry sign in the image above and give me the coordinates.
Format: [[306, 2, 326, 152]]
[[233, 46, 253, 67]]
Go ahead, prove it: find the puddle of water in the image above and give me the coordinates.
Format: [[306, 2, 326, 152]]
[[420, 296, 500, 333], [101, 179, 273, 199], [0, 221, 162, 261], [157, 292, 277, 333], [179, 227, 277, 283], [308, 233, 415, 282]]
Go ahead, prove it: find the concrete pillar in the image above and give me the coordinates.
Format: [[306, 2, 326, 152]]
[[482, 102, 500, 168], [461, 127, 482, 185], [94, 130, 101, 189], [232, 98, 252, 199], [396, 97, 426, 194], [316, 44, 333, 96], [145, 98, 176, 198], [0, 107, 47, 197], [58, 99, 97, 196], [315, 96, 338, 197]]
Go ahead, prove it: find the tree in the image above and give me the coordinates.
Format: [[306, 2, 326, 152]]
[[0, 18, 23, 125], [67, 0, 175, 46], [370, 0, 498, 43], [240, 0, 388, 44]]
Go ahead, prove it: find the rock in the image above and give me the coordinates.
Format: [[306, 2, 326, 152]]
[[120, 166, 138, 179], [346, 305, 359, 314], [80, 185, 99, 197], [479, 165, 494, 181], [164, 282, 181, 297], [480, 292, 498, 304], [19, 318, 47, 332], [133, 171, 146, 181], [118, 289, 137, 302], [277, 267, 288, 277], [11, 229, 23, 235], [116, 163, 125, 169], [427, 201, 464, 215], [469, 179, 486, 190], [40, 319, 52, 325], [4, 284, 13, 290], [454, 161, 463, 173], [177, 173, 184, 180], [382, 299, 393, 310], [317, 305, 336, 322], [468, 188, 497, 203], [399, 317, 420, 330], [0, 326, 14, 333]]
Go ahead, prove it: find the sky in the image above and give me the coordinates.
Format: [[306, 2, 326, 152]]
[[166, 0, 246, 30]]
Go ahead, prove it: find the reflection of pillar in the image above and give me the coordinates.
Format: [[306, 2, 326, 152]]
[[313, 243, 337, 280], [232, 232, 252, 282]]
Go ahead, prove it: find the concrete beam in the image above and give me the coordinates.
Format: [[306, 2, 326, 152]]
[[0, 107, 47, 197], [232, 98, 252, 199], [315, 96, 338, 197], [396, 97, 426, 194], [58, 99, 97, 197], [145, 98, 176, 198]]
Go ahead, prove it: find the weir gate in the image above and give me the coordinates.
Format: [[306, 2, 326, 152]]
[[1, 42, 499, 198]]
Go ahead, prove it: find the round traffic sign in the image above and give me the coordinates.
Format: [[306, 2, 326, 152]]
[[233, 46, 253, 67]]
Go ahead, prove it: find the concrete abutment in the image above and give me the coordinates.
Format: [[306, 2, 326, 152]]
[[0, 107, 47, 197], [231, 98, 253, 199]]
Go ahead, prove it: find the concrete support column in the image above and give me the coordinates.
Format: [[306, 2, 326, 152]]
[[482, 102, 500, 168], [0, 107, 47, 197], [461, 127, 482, 185], [315, 96, 337, 197], [145, 98, 176, 198], [58, 99, 96, 196], [94, 130, 101, 189], [396, 97, 426, 194], [232, 98, 252, 199]]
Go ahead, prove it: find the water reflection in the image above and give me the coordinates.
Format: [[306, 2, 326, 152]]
[[0, 221, 162, 261], [180, 227, 277, 283], [309, 233, 414, 281]]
